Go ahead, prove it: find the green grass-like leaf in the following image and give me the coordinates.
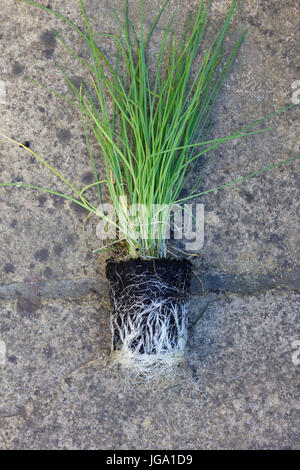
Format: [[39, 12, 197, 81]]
[[1, 0, 298, 258]]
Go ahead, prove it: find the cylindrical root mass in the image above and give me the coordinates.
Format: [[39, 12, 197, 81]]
[[106, 258, 192, 376]]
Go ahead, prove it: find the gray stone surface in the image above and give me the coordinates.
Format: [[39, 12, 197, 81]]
[[0, 0, 299, 450], [0, 0, 299, 282], [0, 290, 299, 449]]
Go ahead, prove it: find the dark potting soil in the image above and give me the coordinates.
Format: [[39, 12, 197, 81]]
[[106, 258, 192, 297], [106, 258, 192, 354]]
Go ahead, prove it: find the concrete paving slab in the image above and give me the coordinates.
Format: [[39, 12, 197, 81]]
[[0, 0, 299, 451], [0, 290, 299, 449], [0, 0, 299, 283]]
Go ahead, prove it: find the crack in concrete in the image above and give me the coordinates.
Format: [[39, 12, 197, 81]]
[[0, 404, 27, 422], [0, 267, 299, 301], [0, 278, 105, 301], [191, 267, 300, 295]]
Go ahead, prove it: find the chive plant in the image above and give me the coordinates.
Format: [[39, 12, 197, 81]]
[[1, 0, 298, 376]]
